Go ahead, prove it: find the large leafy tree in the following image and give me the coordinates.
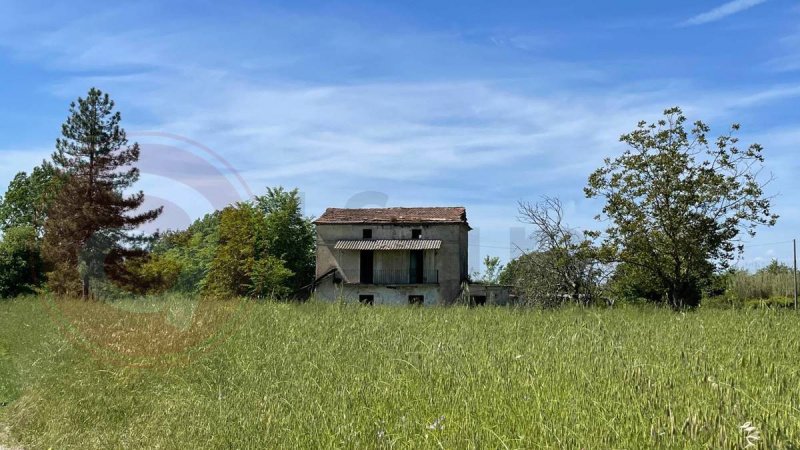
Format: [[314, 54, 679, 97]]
[[150, 186, 311, 298], [41, 88, 162, 298], [585, 107, 777, 308], [0, 163, 60, 236], [203, 203, 291, 298], [0, 163, 61, 296], [254, 187, 315, 293]]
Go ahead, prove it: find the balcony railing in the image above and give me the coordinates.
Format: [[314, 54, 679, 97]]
[[369, 268, 438, 284]]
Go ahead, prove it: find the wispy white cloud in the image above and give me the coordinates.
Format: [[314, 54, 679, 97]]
[[682, 0, 767, 26], [0, 0, 797, 265], [765, 25, 800, 72]]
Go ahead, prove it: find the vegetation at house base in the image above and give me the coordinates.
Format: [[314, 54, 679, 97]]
[[584, 107, 777, 308], [41, 88, 162, 298], [471, 255, 503, 284], [2, 298, 800, 448]]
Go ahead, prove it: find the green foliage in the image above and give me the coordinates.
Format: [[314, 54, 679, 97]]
[[471, 255, 503, 284], [0, 163, 60, 235], [757, 259, 793, 276], [150, 187, 312, 299], [204, 204, 260, 297], [501, 249, 604, 307], [607, 262, 666, 304], [3, 298, 800, 448], [203, 203, 292, 298], [0, 226, 42, 298], [153, 212, 221, 293], [249, 255, 294, 298], [727, 265, 796, 303], [254, 187, 315, 292], [0, 165, 59, 298], [111, 253, 183, 295], [585, 107, 777, 308], [41, 87, 161, 298], [510, 197, 605, 306]]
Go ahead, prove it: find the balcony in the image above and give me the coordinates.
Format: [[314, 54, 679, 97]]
[[368, 268, 439, 285]]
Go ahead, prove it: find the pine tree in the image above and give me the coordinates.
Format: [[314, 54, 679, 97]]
[[42, 88, 162, 298]]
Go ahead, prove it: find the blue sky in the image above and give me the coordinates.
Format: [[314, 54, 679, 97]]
[[0, 0, 798, 270]]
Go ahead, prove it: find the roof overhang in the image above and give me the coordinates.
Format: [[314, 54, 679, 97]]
[[334, 239, 442, 251]]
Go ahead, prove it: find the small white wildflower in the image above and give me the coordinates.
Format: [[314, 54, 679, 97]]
[[514, 354, 523, 360], [377, 430, 385, 440], [740, 422, 760, 448], [427, 415, 445, 431]]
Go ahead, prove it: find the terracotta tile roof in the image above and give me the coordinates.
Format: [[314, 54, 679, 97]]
[[314, 207, 468, 225], [334, 239, 442, 250]]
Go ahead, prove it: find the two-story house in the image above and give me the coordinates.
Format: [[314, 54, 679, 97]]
[[312, 207, 470, 305]]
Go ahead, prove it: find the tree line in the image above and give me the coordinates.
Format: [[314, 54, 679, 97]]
[[0, 90, 781, 308], [0, 88, 314, 300], [494, 107, 778, 308]]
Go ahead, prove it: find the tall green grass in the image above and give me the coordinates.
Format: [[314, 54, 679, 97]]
[[1, 297, 800, 448], [728, 270, 797, 305]]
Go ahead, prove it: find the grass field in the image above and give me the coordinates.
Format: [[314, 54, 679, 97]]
[[1, 297, 800, 448]]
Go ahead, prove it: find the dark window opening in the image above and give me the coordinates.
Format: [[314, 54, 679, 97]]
[[360, 250, 374, 284], [408, 295, 424, 305], [359, 294, 374, 305], [411, 229, 422, 239], [362, 229, 372, 239], [409, 250, 423, 283], [471, 295, 487, 306]]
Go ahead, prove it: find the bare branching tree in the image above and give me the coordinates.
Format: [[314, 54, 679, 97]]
[[504, 197, 605, 306]]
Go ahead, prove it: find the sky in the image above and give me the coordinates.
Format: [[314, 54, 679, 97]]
[[0, 0, 798, 271]]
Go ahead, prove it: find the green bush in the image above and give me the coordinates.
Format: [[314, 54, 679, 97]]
[[0, 226, 42, 298]]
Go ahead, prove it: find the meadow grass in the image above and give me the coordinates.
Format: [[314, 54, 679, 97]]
[[728, 270, 797, 304], [1, 297, 800, 448]]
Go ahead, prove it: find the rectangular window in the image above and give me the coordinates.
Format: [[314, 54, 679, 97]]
[[470, 295, 487, 306], [362, 229, 372, 239], [408, 295, 424, 305], [359, 294, 374, 305], [411, 229, 422, 239]]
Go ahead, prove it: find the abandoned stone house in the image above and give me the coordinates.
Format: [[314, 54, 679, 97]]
[[312, 206, 510, 306]]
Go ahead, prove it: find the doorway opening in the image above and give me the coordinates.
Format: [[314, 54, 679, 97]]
[[360, 250, 374, 284], [409, 250, 423, 283]]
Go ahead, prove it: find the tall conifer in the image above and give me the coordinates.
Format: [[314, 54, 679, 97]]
[[42, 88, 161, 298]]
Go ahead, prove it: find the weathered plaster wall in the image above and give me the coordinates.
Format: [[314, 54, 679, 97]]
[[464, 283, 513, 306], [314, 277, 442, 305], [315, 222, 469, 304]]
